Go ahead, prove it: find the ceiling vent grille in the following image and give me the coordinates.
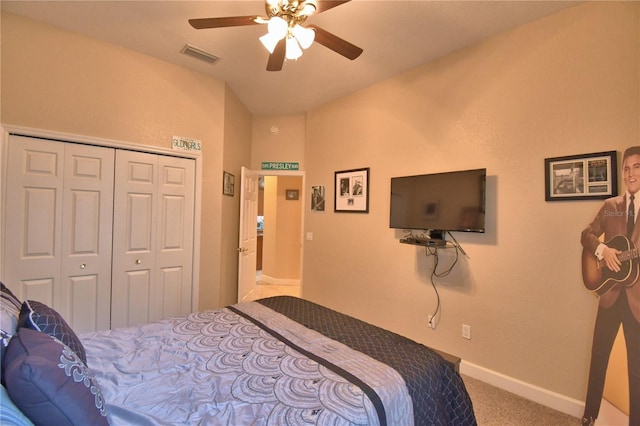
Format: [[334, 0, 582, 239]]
[[180, 44, 220, 64]]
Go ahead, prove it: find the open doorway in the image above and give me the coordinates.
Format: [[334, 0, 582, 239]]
[[238, 169, 305, 302], [253, 175, 303, 299]]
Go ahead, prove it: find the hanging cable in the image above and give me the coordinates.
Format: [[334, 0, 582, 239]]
[[424, 237, 462, 327], [426, 248, 441, 328]]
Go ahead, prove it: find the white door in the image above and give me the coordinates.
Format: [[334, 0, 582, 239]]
[[111, 150, 195, 327], [112, 150, 157, 328], [4, 136, 114, 332], [154, 155, 195, 321], [237, 167, 260, 302], [5, 136, 64, 305], [60, 144, 115, 333]]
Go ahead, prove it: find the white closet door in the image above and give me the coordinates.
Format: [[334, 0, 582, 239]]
[[4, 136, 114, 333], [154, 155, 195, 321], [111, 150, 158, 328], [5, 136, 64, 305], [111, 151, 195, 328], [60, 144, 115, 333]]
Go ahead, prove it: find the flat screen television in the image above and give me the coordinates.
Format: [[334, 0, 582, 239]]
[[389, 168, 486, 235]]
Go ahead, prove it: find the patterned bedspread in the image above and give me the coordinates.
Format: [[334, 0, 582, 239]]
[[258, 296, 476, 425], [81, 296, 475, 425]]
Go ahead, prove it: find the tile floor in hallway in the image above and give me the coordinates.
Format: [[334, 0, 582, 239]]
[[247, 278, 301, 301]]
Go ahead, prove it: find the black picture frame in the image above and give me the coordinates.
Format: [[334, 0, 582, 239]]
[[544, 151, 617, 201], [285, 189, 299, 200], [334, 167, 370, 213], [311, 185, 326, 212], [223, 171, 235, 196]]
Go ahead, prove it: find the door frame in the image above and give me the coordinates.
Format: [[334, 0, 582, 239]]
[[238, 169, 305, 300], [0, 124, 203, 310]]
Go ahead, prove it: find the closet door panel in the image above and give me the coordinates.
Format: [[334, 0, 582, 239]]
[[5, 137, 114, 332], [5, 136, 64, 302], [112, 150, 157, 328], [61, 144, 114, 332], [24, 188, 58, 256], [68, 275, 100, 333], [21, 279, 55, 306], [158, 266, 183, 319], [128, 193, 154, 250], [125, 270, 152, 327], [154, 156, 195, 321]]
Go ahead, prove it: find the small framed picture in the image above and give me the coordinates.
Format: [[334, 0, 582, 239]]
[[285, 189, 299, 200], [544, 151, 617, 201], [223, 171, 235, 196], [335, 167, 370, 213], [311, 185, 326, 212]]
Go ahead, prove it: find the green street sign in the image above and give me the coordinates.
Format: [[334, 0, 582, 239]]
[[261, 162, 300, 170]]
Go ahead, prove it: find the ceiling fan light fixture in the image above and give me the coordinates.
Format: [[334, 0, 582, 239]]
[[299, 0, 318, 16], [292, 24, 315, 49], [260, 16, 288, 53], [285, 36, 303, 60], [188, 0, 361, 71], [265, 0, 281, 16], [259, 32, 281, 54], [267, 16, 288, 39]]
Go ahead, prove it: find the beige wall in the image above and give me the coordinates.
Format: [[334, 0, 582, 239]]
[[218, 88, 253, 307], [251, 115, 306, 170], [302, 1, 639, 403], [263, 176, 279, 277], [0, 12, 250, 311]]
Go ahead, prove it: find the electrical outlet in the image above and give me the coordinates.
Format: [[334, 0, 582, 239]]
[[462, 324, 471, 339], [428, 315, 436, 329]]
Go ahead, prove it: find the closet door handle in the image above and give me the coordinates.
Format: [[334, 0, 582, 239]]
[[135, 259, 142, 264], [80, 263, 86, 269]]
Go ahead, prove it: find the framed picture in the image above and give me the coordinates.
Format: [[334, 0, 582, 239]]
[[311, 185, 326, 212], [335, 167, 370, 213], [285, 189, 299, 200], [223, 171, 235, 196], [544, 151, 617, 201]]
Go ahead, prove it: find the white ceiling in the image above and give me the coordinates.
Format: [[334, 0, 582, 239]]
[[2, 0, 581, 115]]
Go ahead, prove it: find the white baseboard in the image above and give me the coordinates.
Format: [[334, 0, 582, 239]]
[[460, 361, 585, 419], [259, 274, 300, 286]]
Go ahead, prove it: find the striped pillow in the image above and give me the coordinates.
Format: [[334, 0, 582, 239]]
[[1, 282, 22, 349]]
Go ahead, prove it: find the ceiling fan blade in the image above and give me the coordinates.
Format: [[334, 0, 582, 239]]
[[189, 16, 260, 29], [315, 1, 351, 14], [266, 39, 286, 71], [307, 25, 363, 60]]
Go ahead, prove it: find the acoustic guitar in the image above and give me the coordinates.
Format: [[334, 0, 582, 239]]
[[582, 234, 640, 295]]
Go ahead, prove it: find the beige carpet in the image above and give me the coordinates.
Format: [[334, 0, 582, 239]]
[[462, 375, 579, 425]]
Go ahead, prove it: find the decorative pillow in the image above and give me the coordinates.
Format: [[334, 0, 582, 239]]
[[2, 328, 107, 425], [1, 282, 22, 361], [1, 283, 21, 312], [17, 300, 87, 365]]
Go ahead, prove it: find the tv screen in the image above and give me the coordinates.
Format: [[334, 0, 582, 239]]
[[390, 168, 486, 233]]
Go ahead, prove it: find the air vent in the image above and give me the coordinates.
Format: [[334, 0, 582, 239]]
[[180, 44, 220, 64]]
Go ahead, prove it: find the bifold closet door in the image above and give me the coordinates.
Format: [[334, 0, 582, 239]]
[[4, 136, 115, 333], [111, 150, 195, 328]]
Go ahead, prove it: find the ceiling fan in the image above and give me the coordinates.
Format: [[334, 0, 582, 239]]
[[188, 0, 363, 71]]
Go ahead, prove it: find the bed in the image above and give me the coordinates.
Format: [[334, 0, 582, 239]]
[[1, 284, 476, 425]]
